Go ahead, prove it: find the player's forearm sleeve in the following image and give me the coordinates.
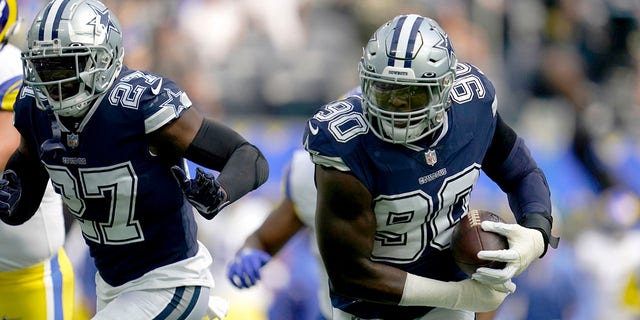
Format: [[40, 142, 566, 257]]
[[185, 118, 269, 203], [216, 143, 269, 202], [2, 150, 49, 225]]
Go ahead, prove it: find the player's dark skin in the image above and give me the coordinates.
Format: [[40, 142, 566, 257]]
[[242, 197, 304, 254], [313, 92, 418, 305], [314, 164, 407, 305], [148, 106, 204, 156]]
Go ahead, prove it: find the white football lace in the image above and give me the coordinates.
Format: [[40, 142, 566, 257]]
[[468, 210, 481, 227]]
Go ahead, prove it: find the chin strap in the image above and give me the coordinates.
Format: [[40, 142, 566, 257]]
[[40, 109, 66, 162]]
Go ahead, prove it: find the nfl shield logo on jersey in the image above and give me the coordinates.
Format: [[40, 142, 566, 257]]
[[425, 149, 437, 166], [67, 133, 79, 148]]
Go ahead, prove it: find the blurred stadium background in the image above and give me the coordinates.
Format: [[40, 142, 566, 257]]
[[11, 0, 640, 319]]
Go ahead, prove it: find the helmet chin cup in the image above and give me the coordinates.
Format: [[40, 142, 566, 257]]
[[40, 111, 67, 162], [40, 138, 66, 163]]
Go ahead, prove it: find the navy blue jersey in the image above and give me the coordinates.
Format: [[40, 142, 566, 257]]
[[304, 62, 499, 318], [13, 67, 198, 286]]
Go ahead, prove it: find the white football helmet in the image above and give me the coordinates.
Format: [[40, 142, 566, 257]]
[[22, 0, 124, 117], [359, 14, 457, 144]]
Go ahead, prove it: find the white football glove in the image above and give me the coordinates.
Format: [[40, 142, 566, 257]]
[[471, 221, 544, 285], [207, 296, 229, 320], [450, 278, 516, 312]]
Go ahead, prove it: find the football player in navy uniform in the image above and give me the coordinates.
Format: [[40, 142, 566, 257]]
[[304, 14, 559, 320], [0, 0, 268, 319]]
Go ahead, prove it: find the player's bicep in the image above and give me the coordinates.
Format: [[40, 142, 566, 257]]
[[150, 107, 203, 155], [315, 165, 375, 275], [250, 198, 304, 254]]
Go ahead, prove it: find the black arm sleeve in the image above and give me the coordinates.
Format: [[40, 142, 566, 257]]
[[184, 118, 269, 203], [2, 150, 49, 225]]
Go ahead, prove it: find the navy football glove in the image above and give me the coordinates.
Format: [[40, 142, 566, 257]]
[[0, 170, 21, 219], [171, 165, 227, 220], [227, 248, 272, 289]]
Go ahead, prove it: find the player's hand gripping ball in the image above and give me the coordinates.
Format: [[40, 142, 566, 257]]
[[451, 209, 509, 275]]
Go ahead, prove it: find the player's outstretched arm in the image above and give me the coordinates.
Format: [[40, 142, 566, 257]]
[[314, 165, 513, 311], [152, 107, 269, 216], [227, 197, 305, 288]]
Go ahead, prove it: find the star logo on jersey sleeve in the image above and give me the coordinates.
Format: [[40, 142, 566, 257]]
[[159, 88, 190, 116]]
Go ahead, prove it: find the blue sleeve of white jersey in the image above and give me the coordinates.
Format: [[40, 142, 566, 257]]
[[282, 159, 294, 200]]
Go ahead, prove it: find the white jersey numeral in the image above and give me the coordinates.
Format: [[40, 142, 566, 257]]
[[46, 162, 144, 245], [370, 165, 480, 263]]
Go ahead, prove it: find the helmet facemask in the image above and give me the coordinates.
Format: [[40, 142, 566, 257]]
[[360, 72, 453, 143], [23, 39, 119, 117]]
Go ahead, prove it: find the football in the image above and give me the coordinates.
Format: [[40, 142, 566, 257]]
[[451, 209, 509, 275]]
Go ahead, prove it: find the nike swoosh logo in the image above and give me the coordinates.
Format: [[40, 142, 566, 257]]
[[151, 78, 163, 95], [308, 122, 319, 135]]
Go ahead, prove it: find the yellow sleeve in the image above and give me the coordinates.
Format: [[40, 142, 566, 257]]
[[0, 76, 22, 112]]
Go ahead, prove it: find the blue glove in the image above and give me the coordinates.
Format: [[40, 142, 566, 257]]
[[227, 248, 272, 289], [170, 165, 227, 220], [0, 170, 21, 219]]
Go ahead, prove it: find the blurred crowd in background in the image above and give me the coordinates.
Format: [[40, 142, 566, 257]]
[[10, 0, 640, 319]]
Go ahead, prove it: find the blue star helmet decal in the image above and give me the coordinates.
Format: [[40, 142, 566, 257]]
[[87, 3, 120, 40], [431, 20, 456, 68]]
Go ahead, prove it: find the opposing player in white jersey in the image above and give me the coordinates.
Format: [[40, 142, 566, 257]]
[[0, 0, 75, 319], [227, 149, 331, 319], [0, 0, 269, 319], [226, 86, 363, 319]]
